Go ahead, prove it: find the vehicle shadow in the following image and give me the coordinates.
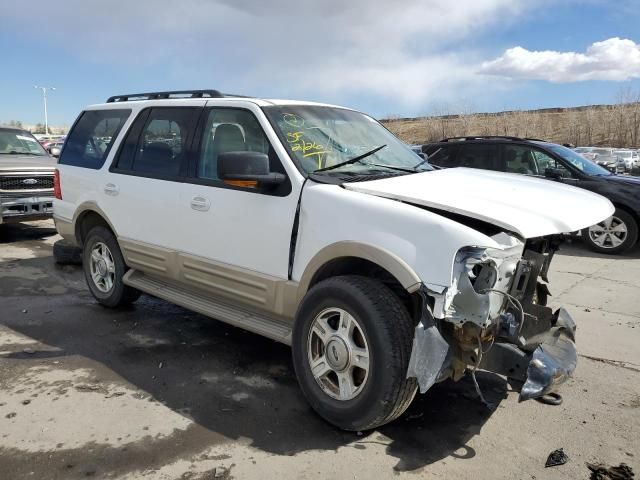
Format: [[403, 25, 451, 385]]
[[1, 258, 506, 473], [0, 220, 57, 245]]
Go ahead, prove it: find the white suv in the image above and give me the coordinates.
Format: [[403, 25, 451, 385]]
[[54, 90, 613, 430]]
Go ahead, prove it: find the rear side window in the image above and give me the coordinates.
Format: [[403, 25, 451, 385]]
[[114, 107, 199, 178], [59, 109, 131, 169], [457, 144, 501, 170], [423, 145, 458, 167]]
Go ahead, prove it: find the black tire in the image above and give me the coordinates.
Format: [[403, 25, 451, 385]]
[[82, 226, 140, 307], [53, 239, 83, 265], [292, 275, 417, 431], [583, 208, 638, 255]]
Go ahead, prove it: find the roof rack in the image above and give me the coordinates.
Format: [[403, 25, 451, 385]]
[[106, 89, 224, 103], [439, 135, 526, 142]]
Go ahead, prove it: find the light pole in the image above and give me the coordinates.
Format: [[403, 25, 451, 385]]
[[34, 85, 56, 135]]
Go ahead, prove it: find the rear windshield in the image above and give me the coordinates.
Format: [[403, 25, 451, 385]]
[[59, 109, 131, 169]]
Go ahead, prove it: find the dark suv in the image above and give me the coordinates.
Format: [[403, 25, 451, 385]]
[[423, 137, 640, 254]]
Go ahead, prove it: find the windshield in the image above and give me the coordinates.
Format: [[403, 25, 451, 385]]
[[547, 144, 613, 176], [263, 105, 432, 176], [0, 129, 47, 156]]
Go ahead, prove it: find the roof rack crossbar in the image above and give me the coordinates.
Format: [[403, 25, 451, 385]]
[[106, 89, 224, 103]]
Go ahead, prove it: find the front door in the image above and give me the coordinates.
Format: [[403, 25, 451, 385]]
[[175, 106, 299, 307]]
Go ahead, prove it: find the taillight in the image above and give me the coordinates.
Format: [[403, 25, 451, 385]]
[[54, 169, 62, 200]]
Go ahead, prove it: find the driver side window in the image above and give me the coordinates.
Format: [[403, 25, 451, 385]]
[[198, 109, 272, 180], [531, 150, 574, 178]]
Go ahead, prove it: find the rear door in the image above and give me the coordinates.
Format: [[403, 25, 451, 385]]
[[100, 104, 202, 259]]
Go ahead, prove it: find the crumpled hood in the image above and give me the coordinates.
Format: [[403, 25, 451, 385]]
[[343, 168, 614, 238], [0, 155, 57, 171]]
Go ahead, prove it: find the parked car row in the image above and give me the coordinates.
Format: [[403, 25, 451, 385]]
[[574, 146, 640, 173], [33, 134, 67, 157], [421, 136, 640, 254]]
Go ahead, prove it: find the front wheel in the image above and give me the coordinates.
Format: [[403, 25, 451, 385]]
[[584, 208, 638, 254], [292, 275, 417, 431]]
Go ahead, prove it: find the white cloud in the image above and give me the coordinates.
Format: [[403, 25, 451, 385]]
[[3, 0, 538, 113], [480, 37, 640, 82]]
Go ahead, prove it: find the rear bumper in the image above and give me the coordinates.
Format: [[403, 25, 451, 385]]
[[53, 215, 77, 245], [0, 195, 54, 224]]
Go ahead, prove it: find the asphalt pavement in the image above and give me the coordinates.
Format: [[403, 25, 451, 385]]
[[0, 221, 638, 479]]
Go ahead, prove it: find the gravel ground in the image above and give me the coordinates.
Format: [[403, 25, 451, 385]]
[[1, 220, 638, 480]]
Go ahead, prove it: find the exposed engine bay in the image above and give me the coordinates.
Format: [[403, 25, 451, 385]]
[[407, 231, 577, 403]]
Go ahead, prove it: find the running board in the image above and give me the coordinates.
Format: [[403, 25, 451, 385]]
[[123, 270, 292, 345]]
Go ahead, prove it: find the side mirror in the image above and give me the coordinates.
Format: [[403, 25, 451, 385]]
[[49, 146, 61, 158], [218, 152, 286, 188], [544, 167, 563, 179]]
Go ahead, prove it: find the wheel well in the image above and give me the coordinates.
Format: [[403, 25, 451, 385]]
[[309, 256, 422, 323], [612, 202, 639, 226], [75, 211, 114, 246]]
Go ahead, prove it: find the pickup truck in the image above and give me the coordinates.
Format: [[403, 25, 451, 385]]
[[0, 127, 56, 225]]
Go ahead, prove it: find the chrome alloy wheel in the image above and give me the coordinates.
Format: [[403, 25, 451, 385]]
[[307, 307, 370, 401], [588, 215, 628, 249], [89, 242, 115, 293]]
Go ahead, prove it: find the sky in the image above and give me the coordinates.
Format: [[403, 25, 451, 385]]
[[1, 0, 640, 127]]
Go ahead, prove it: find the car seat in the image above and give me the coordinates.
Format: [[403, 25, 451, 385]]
[[201, 124, 246, 179]]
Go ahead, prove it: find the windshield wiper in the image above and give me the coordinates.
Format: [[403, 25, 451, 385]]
[[312, 144, 387, 173], [365, 163, 415, 173], [411, 147, 441, 171]]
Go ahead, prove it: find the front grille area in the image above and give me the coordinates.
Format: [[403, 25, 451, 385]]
[[0, 175, 54, 191]]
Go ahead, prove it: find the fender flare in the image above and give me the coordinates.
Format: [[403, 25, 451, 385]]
[[297, 241, 422, 302], [72, 202, 118, 244]]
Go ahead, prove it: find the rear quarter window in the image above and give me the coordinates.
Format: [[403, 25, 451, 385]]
[[59, 109, 131, 169], [423, 145, 458, 167]]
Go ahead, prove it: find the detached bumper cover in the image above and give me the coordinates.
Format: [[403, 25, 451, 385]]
[[519, 308, 577, 401], [407, 303, 578, 402]]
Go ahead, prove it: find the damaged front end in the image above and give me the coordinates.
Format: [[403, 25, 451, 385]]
[[407, 232, 577, 402]]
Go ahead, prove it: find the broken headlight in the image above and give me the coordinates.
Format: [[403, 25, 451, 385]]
[[444, 238, 523, 328]]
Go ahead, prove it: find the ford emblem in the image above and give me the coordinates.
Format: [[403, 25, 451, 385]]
[[22, 178, 38, 185]]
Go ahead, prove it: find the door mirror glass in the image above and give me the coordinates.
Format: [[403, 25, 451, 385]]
[[49, 146, 61, 158], [218, 151, 285, 188]]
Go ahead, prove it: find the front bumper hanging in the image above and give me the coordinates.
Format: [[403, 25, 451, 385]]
[[407, 292, 578, 402]]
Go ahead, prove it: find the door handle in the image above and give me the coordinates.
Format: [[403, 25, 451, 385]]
[[104, 183, 119, 196], [190, 196, 210, 212]]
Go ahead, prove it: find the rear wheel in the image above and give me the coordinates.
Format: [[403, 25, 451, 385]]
[[82, 226, 140, 307], [292, 275, 417, 431], [584, 208, 638, 255]]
